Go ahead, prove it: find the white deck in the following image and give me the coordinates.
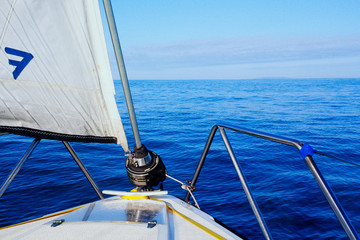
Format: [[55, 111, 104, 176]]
[[0, 194, 243, 240]]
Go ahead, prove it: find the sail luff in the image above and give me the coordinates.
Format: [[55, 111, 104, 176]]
[[85, 0, 129, 151]]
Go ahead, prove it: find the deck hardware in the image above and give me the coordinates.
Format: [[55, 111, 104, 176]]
[[51, 219, 65, 227], [187, 181, 195, 191], [126, 146, 166, 187], [166, 174, 200, 209], [147, 220, 157, 228]]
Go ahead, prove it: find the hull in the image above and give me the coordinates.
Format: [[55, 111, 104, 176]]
[[0, 193, 242, 240]]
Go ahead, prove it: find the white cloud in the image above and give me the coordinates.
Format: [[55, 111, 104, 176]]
[[109, 36, 360, 79]]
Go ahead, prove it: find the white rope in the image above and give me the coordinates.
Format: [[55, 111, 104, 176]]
[[166, 174, 200, 209]]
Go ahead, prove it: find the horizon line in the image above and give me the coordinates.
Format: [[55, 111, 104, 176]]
[[114, 77, 360, 81]]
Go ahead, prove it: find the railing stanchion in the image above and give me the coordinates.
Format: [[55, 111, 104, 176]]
[[219, 127, 272, 240], [63, 141, 104, 199], [0, 138, 41, 198], [185, 125, 218, 202], [304, 155, 358, 240]]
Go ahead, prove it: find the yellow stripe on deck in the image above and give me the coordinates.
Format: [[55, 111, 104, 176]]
[[0, 205, 85, 230], [166, 204, 227, 240]]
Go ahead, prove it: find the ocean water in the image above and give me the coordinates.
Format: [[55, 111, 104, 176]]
[[0, 79, 360, 239]]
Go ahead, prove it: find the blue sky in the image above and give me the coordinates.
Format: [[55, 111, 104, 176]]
[[102, 1, 360, 80]]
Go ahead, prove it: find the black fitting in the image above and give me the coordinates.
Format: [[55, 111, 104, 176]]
[[133, 145, 149, 159]]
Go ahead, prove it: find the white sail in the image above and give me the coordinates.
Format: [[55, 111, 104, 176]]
[[0, 0, 129, 151]]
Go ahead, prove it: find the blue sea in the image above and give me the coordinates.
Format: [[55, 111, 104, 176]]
[[1, 79, 360, 239]]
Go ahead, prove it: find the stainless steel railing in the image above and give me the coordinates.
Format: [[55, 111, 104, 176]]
[[0, 138, 41, 198], [0, 139, 104, 200], [185, 124, 359, 240]]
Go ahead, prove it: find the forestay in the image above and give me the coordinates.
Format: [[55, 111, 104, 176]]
[[0, 0, 128, 151]]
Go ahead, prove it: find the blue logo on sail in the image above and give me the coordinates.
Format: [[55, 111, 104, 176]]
[[5, 47, 33, 80]]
